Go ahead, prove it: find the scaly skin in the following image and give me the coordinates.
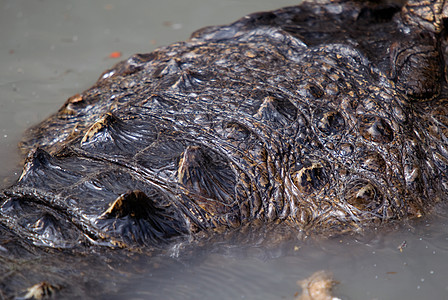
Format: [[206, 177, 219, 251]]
[[0, 0, 447, 249]]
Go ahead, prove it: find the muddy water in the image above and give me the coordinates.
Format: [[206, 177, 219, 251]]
[[105, 218, 448, 300], [1, 0, 448, 299]]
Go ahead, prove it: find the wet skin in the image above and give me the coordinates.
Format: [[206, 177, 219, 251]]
[[0, 0, 447, 250]]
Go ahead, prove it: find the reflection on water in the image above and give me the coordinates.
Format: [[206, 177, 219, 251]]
[[98, 215, 448, 300], [3, 214, 448, 299], [1, 0, 448, 299]]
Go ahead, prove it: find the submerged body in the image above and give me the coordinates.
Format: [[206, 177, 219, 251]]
[[0, 0, 447, 250]]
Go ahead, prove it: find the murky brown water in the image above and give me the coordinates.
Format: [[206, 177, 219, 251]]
[[1, 0, 448, 299]]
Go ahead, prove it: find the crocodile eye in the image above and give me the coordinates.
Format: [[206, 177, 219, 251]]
[[292, 161, 328, 194], [345, 180, 382, 211], [359, 116, 393, 143], [314, 109, 345, 135]]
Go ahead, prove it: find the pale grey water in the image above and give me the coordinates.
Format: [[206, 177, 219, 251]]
[[1, 1, 448, 299]]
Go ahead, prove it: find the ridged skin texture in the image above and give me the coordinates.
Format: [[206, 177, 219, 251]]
[[1, 0, 447, 249]]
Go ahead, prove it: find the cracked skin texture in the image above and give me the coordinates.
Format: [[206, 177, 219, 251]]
[[1, 0, 448, 250]]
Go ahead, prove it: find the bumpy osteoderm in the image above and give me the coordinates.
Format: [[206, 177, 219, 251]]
[[1, 0, 447, 249]]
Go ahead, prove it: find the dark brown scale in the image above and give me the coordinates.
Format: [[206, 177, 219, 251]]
[[314, 109, 345, 136], [358, 116, 394, 143], [308, 84, 325, 99], [345, 180, 383, 212], [292, 161, 329, 195], [359, 151, 387, 173]]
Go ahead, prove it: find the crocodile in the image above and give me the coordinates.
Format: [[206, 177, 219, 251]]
[[0, 0, 447, 252]]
